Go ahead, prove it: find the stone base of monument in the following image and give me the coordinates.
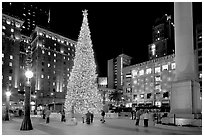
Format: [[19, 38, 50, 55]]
[[65, 117, 78, 126], [161, 113, 202, 127]]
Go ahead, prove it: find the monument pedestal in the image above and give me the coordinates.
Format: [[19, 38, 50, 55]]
[[170, 79, 201, 115], [163, 79, 202, 126]]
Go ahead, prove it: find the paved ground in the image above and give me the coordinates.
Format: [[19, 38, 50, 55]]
[[2, 116, 202, 135]]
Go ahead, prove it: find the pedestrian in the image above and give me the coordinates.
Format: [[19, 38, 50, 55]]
[[101, 110, 105, 123], [61, 110, 66, 122], [86, 111, 91, 124], [82, 114, 85, 123], [45, 108, 51, 124], [143, 110, 149, 127], [135, 109, 141, 126], [90, 112, 94, 123], [42, 108, 45, 119]]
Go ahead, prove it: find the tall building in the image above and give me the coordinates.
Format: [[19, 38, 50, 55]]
[[2, 2, 49, 36], [107, 54, 132, 90], [2, 13, 76, 111], [2, 13, 26, 107], [148, 14, 175, 60]]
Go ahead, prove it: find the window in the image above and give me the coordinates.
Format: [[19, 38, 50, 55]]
[[151, 44, 156, 56], [53, 82, 55, 86], [47, 76, 50, 79], [10, 55, 13, 60], [9, 62, 12, 66], [54, 53, 56, 57], [42, 50, 44, 54], [48, 52, 50, 55], [67, 58, 69, 61], [48, 63, 50, 67], [67, 68, 69, 71], [163, 92, 169, 98], [139, 70, 144, 76], [54, 65, 55, 68], [199, 73, 202, 79], [54, 71, 56, 74], [41, 75, 44, 78], [11, 28, 14, 33], [155, 76, 161, 81], [133, 80, 137, 84], [41, 68, 44, 72], [9, 76, 12, 80], [6, 19, 11, 25], [171, 63, 176, 70], [42, 62, 44, 66], [3, 26, 6, 30], [162, 64, 168, 71], [146, 68, 152, 74], [147, 93, 151, 99], [155, 67, 161, 73], [54, 59, 56, 62], [140, 94, 144, 99], [2, 54, 4, 58]]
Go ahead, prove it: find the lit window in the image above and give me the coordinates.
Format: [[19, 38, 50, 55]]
[[57, 39, 60, 42], [155, 67, 161, 73], [42, 50, 44, 54], [68, 48, 70, 51], [47, 76, 50, 79], [11, 28, 14, 32], [9, 76, 12, 80], [48, 52, 50, 55], [67, 68, 69, 71], [53, 82, 55, 86], [41, 75, 44, 78], [132, 70, 137, 77], [139, 70, 144, 76], [151, 44, 156, 56], [9, 62, 12, 66], [54, 59, 56, 62], [155, 85, 161, 91], [46, 34, 49, 38], [140, 94, 144, 99], [64, 56, 66, 60], [6, 19, 11, 25], [146, 68, 152, 74], [3, 26, 6, 30], [61, 50, 64, 54], [54, 65, 55, 68], [15, 22, 20, 28], [39, 32, 43, 36], [61, 40, 64, 43], [171, 63, 176, 70], [54, 43, 56, 46], [52, 37, 55, 40], [2, 53, 4, 58], [10, 55, 13, 60], [67, 74, 69, 77], [2, 32, 5, 35], [54, 53, 56, 57], [199, 73, 202, 79], [48, 63, 50, 67], [54, 71, 55, 74], [67, 58, 69, 61], [133, 80, 137, 84], [162, 64, 168, 71], [155, 76, 161, 81]]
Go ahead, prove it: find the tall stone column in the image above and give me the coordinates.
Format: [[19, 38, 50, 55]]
[[170, 2, 201, 117]]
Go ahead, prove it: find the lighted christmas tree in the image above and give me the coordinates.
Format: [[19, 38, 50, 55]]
[[64, 10, 103, 117]]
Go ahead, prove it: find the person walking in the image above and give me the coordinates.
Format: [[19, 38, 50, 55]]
[[143, 110, 149, 127], [135, 109, 141, 126], [86, 111, 91, 124], [101, 110, 105, 123], [61, 110, 66, 122], [90, 112, 94, 123], [45, 108, 51, 124]]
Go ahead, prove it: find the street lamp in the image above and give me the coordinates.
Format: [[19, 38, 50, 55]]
[[4, 91, 11, 121], [20, 69, 33, 130]]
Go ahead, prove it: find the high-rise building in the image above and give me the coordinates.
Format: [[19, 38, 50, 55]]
[[2, 13, 76, 111], [148, 14, 175, 60], [107, 54, 132, 90], [2, 2, 49, 36]]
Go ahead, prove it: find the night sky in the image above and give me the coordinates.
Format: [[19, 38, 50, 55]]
[[40, 2, 175, 77]]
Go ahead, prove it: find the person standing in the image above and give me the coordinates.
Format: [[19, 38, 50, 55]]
[[90, 112, 94, 123], [45, 108, 51, 124], [101, 110, 105, 123], [143, 110, 149, 127], [86, 111, 91, 124], [61, 110, 66, 122], [135, 110, 141, 126]]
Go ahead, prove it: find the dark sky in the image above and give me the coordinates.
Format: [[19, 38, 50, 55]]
[[46, 2, 175, 77]]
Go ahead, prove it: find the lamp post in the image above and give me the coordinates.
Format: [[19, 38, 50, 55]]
[[20, 69, 33, 130], [4, 91, 11, 121]]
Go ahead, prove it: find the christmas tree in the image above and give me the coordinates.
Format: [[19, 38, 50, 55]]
[[64, 10, 103, 117]]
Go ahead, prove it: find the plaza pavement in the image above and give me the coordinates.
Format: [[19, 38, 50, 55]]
[[2, 115, 202, 135]]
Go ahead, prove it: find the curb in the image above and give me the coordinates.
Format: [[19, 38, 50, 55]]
[[155, 124, 202, 132]]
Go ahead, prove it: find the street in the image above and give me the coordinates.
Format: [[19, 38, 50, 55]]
[[2, 116, 202, 135]]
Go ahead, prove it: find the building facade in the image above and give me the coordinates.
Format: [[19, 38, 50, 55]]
[[148, 14, 175, 60], [2, 2, 49, 36], [123, 54, 175, 110], [107, 54, 132, 90], [2, 14, 76, 111]]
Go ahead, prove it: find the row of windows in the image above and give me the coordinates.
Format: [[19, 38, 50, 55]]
[[41, 49, 72, 58], [132, 63, 175, 77], [38, 32, 75, 47], [133, 92, 169, 100], [3, 19, 21, 28]]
